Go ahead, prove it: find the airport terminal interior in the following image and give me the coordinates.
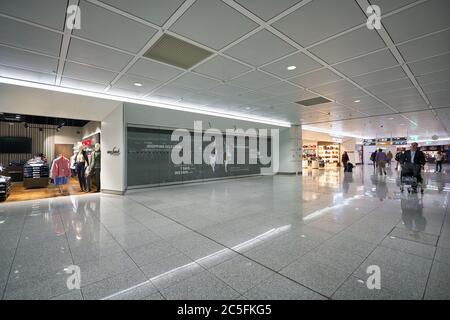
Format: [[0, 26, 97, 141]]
[[0, 0, 450, 301]]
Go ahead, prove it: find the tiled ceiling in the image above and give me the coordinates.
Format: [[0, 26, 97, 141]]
[[0, 0, 449, 139]]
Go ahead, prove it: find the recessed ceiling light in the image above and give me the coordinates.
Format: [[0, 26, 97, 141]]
[[287, 66, 296, 70], [133, 82, 143, 87], [245, 107, 251, 110], [400, 123, 405, 126], [354, 100, 360, 103], [389, 117, 394, 120]]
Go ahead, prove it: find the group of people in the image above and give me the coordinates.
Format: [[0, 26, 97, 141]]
[[370, 149, 394, 175]]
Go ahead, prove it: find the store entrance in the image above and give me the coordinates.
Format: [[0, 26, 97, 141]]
[[0, 113, 101, 202]]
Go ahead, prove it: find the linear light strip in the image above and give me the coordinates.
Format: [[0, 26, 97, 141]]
[[302, 124, 370, 139], [0, 77, 291, 127]]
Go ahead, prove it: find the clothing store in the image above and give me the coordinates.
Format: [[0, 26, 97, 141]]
[[0, 113, 102, 202]]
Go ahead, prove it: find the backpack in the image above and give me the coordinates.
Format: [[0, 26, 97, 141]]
[[370, 152, 376, 161], [395, 152, 401, 161]]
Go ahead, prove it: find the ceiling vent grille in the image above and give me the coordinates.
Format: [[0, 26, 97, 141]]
[[143, 34, 213, 69], [295, 97, 332, 106]]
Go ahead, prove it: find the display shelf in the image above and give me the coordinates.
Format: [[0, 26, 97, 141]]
[[317, 144, 340, 167]]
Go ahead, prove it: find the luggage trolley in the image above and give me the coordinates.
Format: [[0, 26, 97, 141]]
[[400, 163, 424, 194]]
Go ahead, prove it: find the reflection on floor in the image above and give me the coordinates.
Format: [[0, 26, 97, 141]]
[[0, 164, 449, 300], [5, 177, 90, 202]]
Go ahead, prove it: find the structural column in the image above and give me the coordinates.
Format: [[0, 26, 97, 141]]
[[278, 125, 302, 175]]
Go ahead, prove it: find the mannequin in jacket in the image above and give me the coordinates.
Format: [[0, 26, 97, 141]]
[[75, 145, 89, 191], [86, 143, 101, 192]]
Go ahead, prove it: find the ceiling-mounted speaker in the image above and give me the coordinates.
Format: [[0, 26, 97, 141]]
[[432, 135, 439, 140]]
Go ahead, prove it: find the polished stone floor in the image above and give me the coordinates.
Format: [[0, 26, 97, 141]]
[[1, 164, 449, 300]]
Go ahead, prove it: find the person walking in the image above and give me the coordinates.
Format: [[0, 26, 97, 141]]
[[395, 150, 403, 170], [375, 148, 388, 175], [435, 151, 443, 173], [370, 150, 378, 172], [387, 150, 393, 167], [400, 142, 426, 184], [342, 151, 349, 172]]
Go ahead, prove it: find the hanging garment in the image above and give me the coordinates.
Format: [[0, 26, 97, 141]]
[[51, 156, 71, 179]]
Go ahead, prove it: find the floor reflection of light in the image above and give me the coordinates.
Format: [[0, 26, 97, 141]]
[[100, 224, 291, 300], [302, 194, 364, 221]]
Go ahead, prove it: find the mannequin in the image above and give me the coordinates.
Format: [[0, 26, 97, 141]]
[[75, 145, 89, 191], [51, 153, 70, 195], [92, 143, 101, 192]]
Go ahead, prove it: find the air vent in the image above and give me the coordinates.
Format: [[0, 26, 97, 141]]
[[143, 34, 213, 69], [295, 97, 332, 106]]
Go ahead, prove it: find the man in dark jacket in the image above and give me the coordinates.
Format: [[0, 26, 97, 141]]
[[400, 142, 426, 183]]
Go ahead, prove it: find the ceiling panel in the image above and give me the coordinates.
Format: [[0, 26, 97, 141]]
[[169, 0, 258, 50], [0, 0, 67, 30], [277, 90, 320, 103], [397, 29, 450, 62], [206, 84, 251, 97], [427, 90, 450, 107], [192, 55, 252, 81], [73, 0, 158, 53], [99, 0, 185, 26], [416, 68, 450, 86], [234, 90, 273, 103], [351, 66, 407, 87], [368, 0, 418, 14], [152, 84, 196, 99], [422, 80, 450, 94], [179, 92, 223, 106], [289, 68, 342, 88], [365, 78, 414, 95], [60, 77, 108, 92], [408, 52, 450, 76], [0, 45, 58, 74], [63, 61, 118, 85], [260, 52, 322, 79], [234, 0, 302, 21], [260, 81, 300, 96], [227, 70, 279, 90], [0, 16, 62, 56], [382, 0, 450, 43], [255, 97, 286, 107], [224, 29, 297, 66], [338, 95, 381, 108], [127, 58, 183, 82], [67, 38, 133, 72], [170, 72, 220, 90], [310, 79, 358, 96], [0, 64, 55, 84], [112, 74, 162, 93], [333, 49, 398, 77], [308, 27, 386, 65], [107, 87, 145, 98], [272, 0, 366, 47], [382, 87, 422, 100]]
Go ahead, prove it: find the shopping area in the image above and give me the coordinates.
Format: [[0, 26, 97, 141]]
[[0, 113, 101, 202], [0, 0, 450, 304], [301, 132, 450, 170]]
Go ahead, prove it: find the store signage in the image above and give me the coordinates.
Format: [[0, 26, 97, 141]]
[[392, 137, 407, 145], [376, 138, 391, 143], [363, 139, 376, 146]]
